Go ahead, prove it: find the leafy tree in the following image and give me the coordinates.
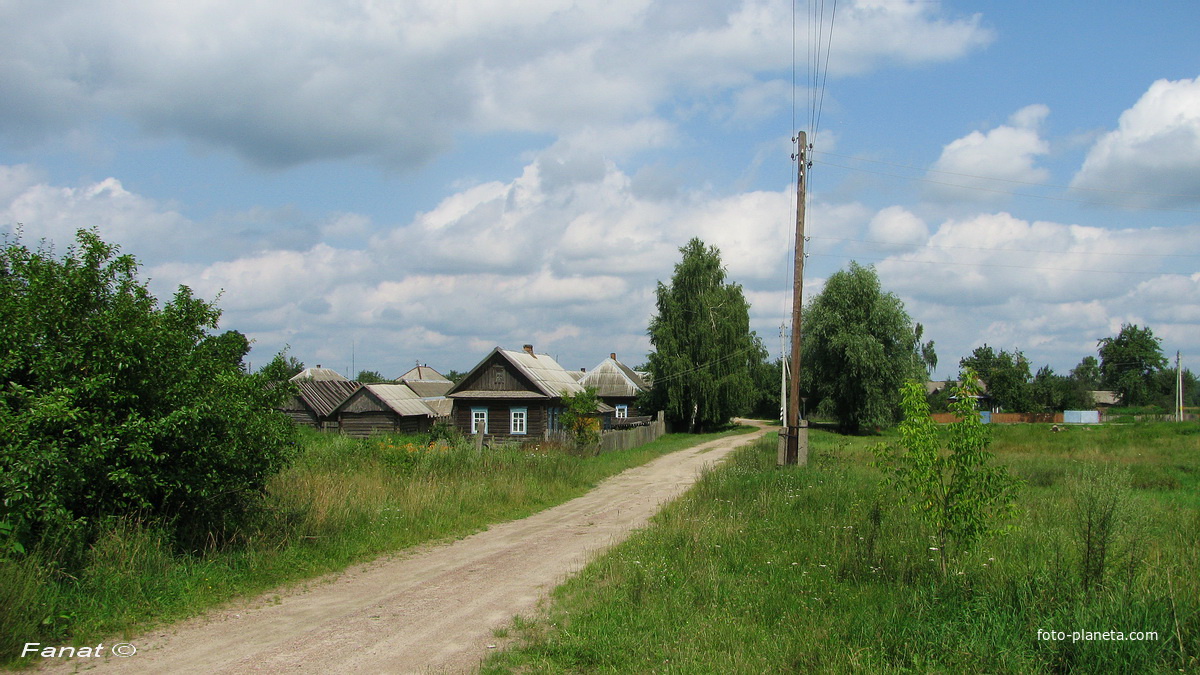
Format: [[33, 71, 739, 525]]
[[1070, 355, 1102, 390], [1098, 324, 1167, 406], [1031, 365, 1093, 412], [801, 262, 932, 434], [959, 345, 1034, 412], [444, 369, 467, 384], [645, 239, 758, 432], [748, 355, 783, 421], [257, 350, 305, 382], [559, 387, 601, 450], [0, 230, 295, 552], [874, 373, 1021, 574], [355, 369, 388, 383]]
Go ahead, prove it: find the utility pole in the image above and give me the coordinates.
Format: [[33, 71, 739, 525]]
[[780, 131, 809, 466], [1178, 351, 1184, 423]]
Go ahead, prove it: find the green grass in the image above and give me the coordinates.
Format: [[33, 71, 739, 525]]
[[484, 423, 1200, 673], [1, 425, 753, 667]]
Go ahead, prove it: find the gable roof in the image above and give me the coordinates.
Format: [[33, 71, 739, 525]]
[[396, 364, 451, 383], [290, 365, 349, 382], [447, 346, 587, 399], [334, 384, 437, 418], [292, 380, 362, 417], [579, 355, 648, 398], [404, 380, 454, 397]]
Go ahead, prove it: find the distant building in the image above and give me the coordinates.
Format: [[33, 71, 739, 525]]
[[279, 379, 361, 430], [332, 383, 439, 438], [290, 365, 349, 382], [446, 345, 612, 442], [579, 353, 650, 422]]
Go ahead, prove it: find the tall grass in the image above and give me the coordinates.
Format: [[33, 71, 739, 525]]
[[2, 426, 752, 666], [485, 424, 1199, 673]]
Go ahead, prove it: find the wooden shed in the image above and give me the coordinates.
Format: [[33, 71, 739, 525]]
[[446, 344, 612, 443], [332, 383, 438, 438], [279, 379, 362, 430]]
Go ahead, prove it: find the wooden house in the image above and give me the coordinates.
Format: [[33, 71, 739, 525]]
[[578, 353, 650, 422], [278, 379, 362, 430], [446, 345, 612, 442], [332, 383, 439, 438]]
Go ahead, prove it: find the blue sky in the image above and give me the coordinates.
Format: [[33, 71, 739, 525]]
[[2, 0, 1198, 380]]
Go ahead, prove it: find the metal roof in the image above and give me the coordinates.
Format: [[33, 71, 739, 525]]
[[290, 366, 349, 382], [361, 384, 437, 417], [447, 347, 587, 400], [579, 357, 648, 398], [424, 398, 454, 417], [502, 348, 587, 398], [396, 365, 452, 383], [404, 380, 453, 398]]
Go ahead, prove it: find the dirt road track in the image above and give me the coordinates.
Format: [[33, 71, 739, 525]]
[[45, 422, 768, 674]]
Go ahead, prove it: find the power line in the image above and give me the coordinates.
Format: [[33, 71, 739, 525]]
[[806, 249, 1200, 276], [809, 235, 1200, 260], [814, 149, 1200, 200], [812, 155, 1200, 214]]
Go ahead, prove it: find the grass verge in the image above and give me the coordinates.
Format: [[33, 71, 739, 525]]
[[2, 425, 754, 667], [484, 423, 1199, 673]]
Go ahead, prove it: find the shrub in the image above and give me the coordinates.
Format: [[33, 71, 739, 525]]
[[0, 229, 296, 553], [874, 373, 1022, 573]]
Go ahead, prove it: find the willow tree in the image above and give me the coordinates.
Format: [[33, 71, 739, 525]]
[[646, 238, 760, 432], [802, 262, 933, 434]]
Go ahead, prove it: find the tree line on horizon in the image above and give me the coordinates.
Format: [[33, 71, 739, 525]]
[[641, 239, 1196, 434]]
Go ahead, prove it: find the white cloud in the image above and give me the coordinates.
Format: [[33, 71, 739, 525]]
[[927, 104, 1050, 202], [1071, 77, 1200, 207], [865, 210, 1200, 376], [866, 205, 928, 249], [0, 0, 994, 168]]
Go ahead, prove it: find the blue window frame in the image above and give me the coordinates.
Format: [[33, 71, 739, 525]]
[[471, 407, 488, 434], [510, 407, 528, 435]]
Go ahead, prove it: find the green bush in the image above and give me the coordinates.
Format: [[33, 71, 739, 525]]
[[0, 229, 295, 553]]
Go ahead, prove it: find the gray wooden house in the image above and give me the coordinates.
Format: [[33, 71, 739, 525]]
[[578, 352, 650, 421], [446, 345, 612, 442], [279, 379, 362, 430], [332, 383, 439, 438]]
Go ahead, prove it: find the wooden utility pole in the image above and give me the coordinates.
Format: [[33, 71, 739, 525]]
[[779, 131, 809, 466], [1178, 351, 1184, 423]]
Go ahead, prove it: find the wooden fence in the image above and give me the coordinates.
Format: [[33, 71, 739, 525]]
[[931, 412, 1064, 424], [597, 414, 667, 453]]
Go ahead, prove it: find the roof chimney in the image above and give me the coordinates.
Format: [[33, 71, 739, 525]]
[[523, 344, 535, 357], [316, 364, 322, 369], [610, 353, 616, 361]]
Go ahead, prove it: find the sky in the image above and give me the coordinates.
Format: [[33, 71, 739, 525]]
[[2, 0, 1198, 380]]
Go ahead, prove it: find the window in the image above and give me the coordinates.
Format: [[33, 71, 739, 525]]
[[547, 406, 563, 432], [615, 404, 629, 418], [510, 407, 527, 435], [471, 407, 488, 435]]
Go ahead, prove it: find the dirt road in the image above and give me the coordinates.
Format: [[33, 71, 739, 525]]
[[46, 422, 768, 674]]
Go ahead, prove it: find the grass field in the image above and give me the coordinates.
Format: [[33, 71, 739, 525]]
[[484, 423, 1200, 673], [1, 425, 753, 667]]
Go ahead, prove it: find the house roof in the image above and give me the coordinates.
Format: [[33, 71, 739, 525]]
[[424, 398, 454, 417], [447, 347, 588, 399], [335, 384, 437, 417], [290, 366, 349, 382], [292, 380, 362, 417], [579, 355, 648, 398], [396, 364, 451, 383], [403, 380, 454, 398]]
